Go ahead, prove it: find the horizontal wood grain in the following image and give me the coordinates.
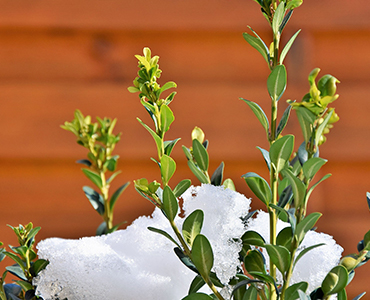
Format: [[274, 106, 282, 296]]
[[0, 0, 368, 31]]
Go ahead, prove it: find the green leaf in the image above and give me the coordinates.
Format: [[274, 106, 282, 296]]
[[285, 282, 308, 300], [257, 146, 271, 171], [295, 212, 322, 244], [83, 186, 105, 215], [243, 29, 270, 65], [96, 221, 108, 236], [160, 155, 176, 185], [5, 264, 27, 281], [241, 230, 265, 247], [31, 259, 49, 276], [272, 2, 285, 34], [302, 157, 327, 180], [109, 182, 130, 212], [267, 64, 287, 101], [173, 179, 191, 198], [183, 210, 204, 247], [162, 186, 178, 221], [223, 178, 235, 191], [321, 265, 348, 296], [164, 138, 181, 156], [276, 103, 293, 137], [106, 170, 122, 184], [276, 227, 293, 249], [188, 275, 206, 294], [243, 250, 266, 274], [363, 229, 370, 251], [158, 81, 177, 97], [191, 234, 214, 280], [281, 168, 306, 209], [280, 30, 301, 65], [337, 289, 347, 300], [242, 172, 272, 205], [14, 280, 33, 292], [160, 105, 175, 134], [82, 169, 103, 189], [147, 226, 181, 249], [353, 292, 366, 300], [265, 244, 291, 274], [188, 160, 209, 184], [137, 117, 163, 158], [243, 286, 258, 300], [192, 139, 209, 172], [270, 135, 294, 173], [294, 243, 325, 267], [210, 162, 224, 186], [240, 98, 269, 138], [295, 106, 315, 145], [182, 293, 214, 300]]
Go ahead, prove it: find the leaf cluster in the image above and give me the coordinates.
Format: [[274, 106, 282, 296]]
[[0, 223, 48, 300]]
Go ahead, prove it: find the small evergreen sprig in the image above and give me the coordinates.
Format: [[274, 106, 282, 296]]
[[61, 110, 129, 235], [0, 223, 48, 300]]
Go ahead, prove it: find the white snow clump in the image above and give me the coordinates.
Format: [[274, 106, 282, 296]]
[[34, 184, 251, 300]]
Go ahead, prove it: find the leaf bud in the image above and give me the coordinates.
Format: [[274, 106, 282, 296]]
[[191, 126, 205, 144], [340, 254, 358, 272]]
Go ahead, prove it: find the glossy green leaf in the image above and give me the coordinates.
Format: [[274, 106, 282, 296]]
[[270, 135, 294, 173], [192, 139, 209, 172], [210, 162, 224, 186], [182, 293, 214, 300], [110, 182, 130, 211], [243, 250, 266, 274], [82, 169, 103, 189], [106, 170, 121, 184], [137, 117, 163, 158], [276, 227, 293, 249], [83, 186, 105, 215], [187, 159, 209, 184], [279, 9, 293, 34], [295, 212, 322, 244], [272, 2, 285, 34], [148, 227, 181, 249], [182, 145, 192, 160], [295, 106, 315, 145], [241, 230, 265, 247], [158, 81, 177, 97], [242, 30, 270, 65], [362, 229, 370, 251], [321, 265, 348, 296], [240, 98, 269, 138], [232, 279, 261, 299], [265, 244, 291, 274], [257, 146, 271, 171], [96, 221, 108, 236], [191, 234, 214, 280], [276, 103, 293, 137], [105, 155, 119, 172], [164, 138, 181, 156], [280, 29, 301, 65], [278, 185, 293, 208], [160, 105, 175, 134], [281, 168, 306, 208], [285, 282, 308, 300], [31, 259, 49, 276], [267, 64, 287, 101], [223, 178, 236, 191], [294, 243, 325, 267], [337, 289, 347, 300], [242, 172, 272, 205], [188, 275, 205, 294], [286, 0, 303, 9], [162, 186, 178, 221], [243, 286, 258, 300], [353, 292, 366, 300], [302, 157, 327, 180], [173, 179, 191, 198], [161, 155, 176, 185], [14, 279, 33, 292], [5, 263, 26, 281], [183, 210, 204, 247]]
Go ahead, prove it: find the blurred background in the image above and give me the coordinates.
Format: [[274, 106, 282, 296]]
[[0, 0, 369, 297]]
